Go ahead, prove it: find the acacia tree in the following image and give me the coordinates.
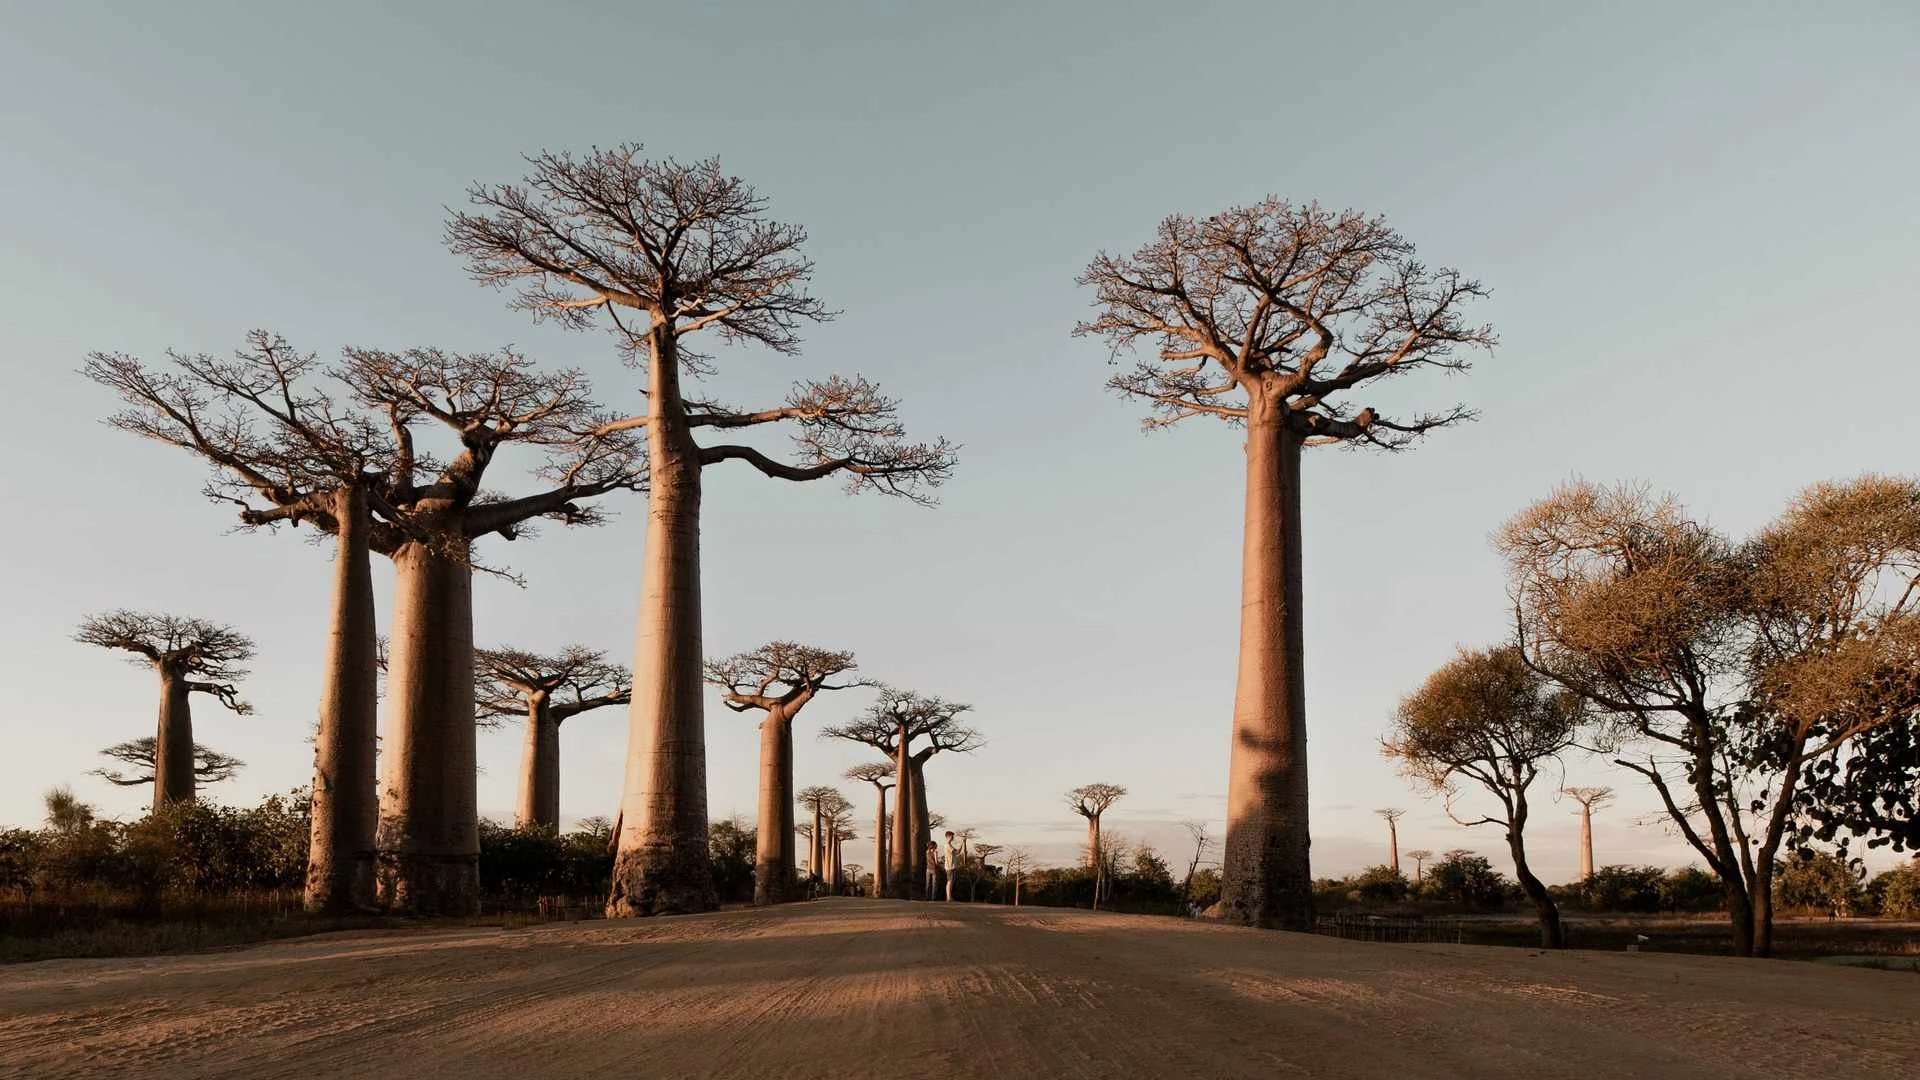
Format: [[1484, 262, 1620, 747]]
[[75, 613, 253, 811], [1386, 644, 1589, 948], [1376, 808, 1406, 875], [1500, 477, 1920, 956], [1561, 786, 1613, 881], [85, 334, 392, 913], [1066, 783, 1126, 908], [93, 738, 243, 789], [1405, 849, 1433, 885], [823, 688, 981, 899], [708, 643, 863, 904], [339, 346, 644, 915], [448, 146, 957, 916], [475, 646, 632, 831], [1077, 201, 1494, 930], [846, 762, 895, 899]]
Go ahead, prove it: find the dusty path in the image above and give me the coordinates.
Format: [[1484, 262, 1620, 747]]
[[2, 900, 1914, 1079]]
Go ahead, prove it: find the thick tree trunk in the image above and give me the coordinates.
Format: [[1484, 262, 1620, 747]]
[[1217, 411, 1313, 930], [1089, 814, 1103, 910], [911, 758, 931, 898], [1508, 832, 1563, 949], [376, 539, 479, 916], [872, 789, 887, 900], [753, 715, 797, 905], [515, 695, 560, 831], [1387, 819, 1400, 875], [830, 831, 843, 894], [811, 806, 825, 889], [152, 669, 194, 810], [305, 487, 379, 913], [1579, 804, 1594, 881], [889, 736, 914, 898], [610, 332, 716, 917], [1724, 881, 1756, 957]]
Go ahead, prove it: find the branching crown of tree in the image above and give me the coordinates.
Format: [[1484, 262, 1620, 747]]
[[1066, 783, 1127, 818], [74, 611, 254, 712], [93, 738, 244, 787], [821, 687, 982, 756], [1074, 200, 1495, 445], [845, 762, 896, 788], [706, 642, 863, 713], [474, 645, 633, 727]]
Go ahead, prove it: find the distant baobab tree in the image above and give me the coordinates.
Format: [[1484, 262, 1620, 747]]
[[447, 145, 957, 917], [971, 842, 1003, 903], [1406, 849, 1434, 885], [338, 346, 644, 916], [709, 643, 864, 904], [1386, 645, 1590, 948], [1377, 808, 1407, 875], [94, 737, 243, 790], [84, 335, 392, 913], [1077, 201, 1494, 930], [1066, 784, 1127, 909], [846, 762, 895, 900], [75, 612, 253, 811], [823, 688, 981, 899], [1561, 786, 1614, 882], [475, 646, 632, 832], [798, 786, 849, 891]]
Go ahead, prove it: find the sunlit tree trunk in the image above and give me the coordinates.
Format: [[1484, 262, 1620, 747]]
[[611, 330, 716, 916], [377, 539, 479, 915], [1217, 405, 1313, 931], [515, 693, 560, 831], [910, 757, 931, 897], [152, 668, 194, 810], [753, 716, 797, 904], [810, 804, 825, 889], [872, 789, 887, 900], [1578, 803, 1595, 881], [305, 486, 379, 913], [889, 734, 914, 898]]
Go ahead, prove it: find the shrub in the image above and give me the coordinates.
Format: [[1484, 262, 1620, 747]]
[[1773, 849, 1864, 913], [1868, 862, 1920, 918]]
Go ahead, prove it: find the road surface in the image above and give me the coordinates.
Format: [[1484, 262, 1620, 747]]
[[2, 900, 1914, 1079]]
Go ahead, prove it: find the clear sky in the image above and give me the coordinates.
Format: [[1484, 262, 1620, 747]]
[[2, 1, 1916, 882]]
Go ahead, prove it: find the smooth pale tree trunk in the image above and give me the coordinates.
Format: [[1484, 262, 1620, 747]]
[[1578, 803, 1594, 881], [811, 806, 825, 889], [911, 758, 931, 898], [1387, 818, 1400, 875], [377, 539, 479, 916], [889, 736, 914, 898], [515, 693, 560, 831], [830, 831, 843, 894], [1087, 814, 1104, 910], [871, 788, 888, 900], [152, 668, 195, 810], [753, 716, 798, 904], [305, 486, 379, 913], [611, 332, 716, 917], [1217, 409, 1314, 930]]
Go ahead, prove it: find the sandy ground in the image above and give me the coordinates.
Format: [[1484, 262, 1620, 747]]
[[2, 900, 1915, 1079]]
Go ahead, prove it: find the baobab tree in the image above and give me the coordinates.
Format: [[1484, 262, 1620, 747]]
[[84, 335, 391, 912], [1377, 808, 1407, 875], [93, 738, 243, 790], [823, 688, 981, 898], [1406, 849, 1434, 885], [339, 346, 645, 915], [1561, 787, 1614, 882], [1502, 477, 1920, 956], [971, 842, 1003, 903], [447, 146, 957, 916], [75, 612, 253, 811], [846, 762, 895, 900], [475, 646, 632, 832], [1077, 201, 1494, 930], [1386, 644, 1590, 948], [709, 643, 863, 904], [797, 787, 846, 889], [1067, 784, 1126, 908]]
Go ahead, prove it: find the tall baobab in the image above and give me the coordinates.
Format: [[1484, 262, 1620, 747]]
[[93, 738, 243, 790], [1406, 849, 1434, 885], [846, 762, 895, 900], [339, 346, 644, 915], [75, 612, 253, 811], [448, 146, 957, 916], [797, 787, 844, 889], [85, 335, 391, 913], [1385, 645, 1591, 948], [823, 688, 981, 899], [1067, 784, 1126, 908], [475, 646, 633, 831], [1376, 808, 1406, 875], [1561, 787, 1614, 882], [1077, 202, 1494, 930], [709, 643, 863, 904]]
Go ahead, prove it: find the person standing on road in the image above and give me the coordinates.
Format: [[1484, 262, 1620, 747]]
[[924, 839, 939, 899], [944, 831, 965, 901]]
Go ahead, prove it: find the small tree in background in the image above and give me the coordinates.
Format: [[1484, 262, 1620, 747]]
[[1405, 849, 1433, 885], [1066, 783, 1126, 909], [475, 646, 632, 832]]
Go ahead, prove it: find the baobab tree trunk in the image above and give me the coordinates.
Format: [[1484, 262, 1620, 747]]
[[872, 789, 887, 900], [753, 716, 797, 904], [910, 758, 931, 897], [811, 805, 825, 889], [515, 694, 560, 831], [1217, 409, 1314, 931], [830, 832, 843, 893], [889, 737, 914, 898], [1086, 816, 1100, 869], [377, 539, 480, 916], [611, 332, 716, 917], [152, 667, 195, 810], [305, 486, 379, 913], [1578, 803, 1594, 881]]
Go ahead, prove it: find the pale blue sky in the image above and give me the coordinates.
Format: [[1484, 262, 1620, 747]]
[[2, 1, 1915, 880]]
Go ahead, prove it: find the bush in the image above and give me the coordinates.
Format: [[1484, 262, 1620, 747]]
[[1577, 865, 1665, 913], [709, 817, 755, 904], [1658, 866, 1723, 913], [1350, 864, 1410, 903], [1425, 851, 1508, 909], [1773, 850, 1865, 913], [1867, 862, 1920, 918]]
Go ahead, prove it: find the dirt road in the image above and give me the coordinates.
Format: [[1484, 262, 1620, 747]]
[[2, 900, 1914, 1079]]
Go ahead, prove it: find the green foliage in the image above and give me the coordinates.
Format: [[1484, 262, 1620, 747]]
[[1773, 849, 1865, 912], [476, 820, 614, 904], [1184, 866, 1221, 909], [1350, 864, 1411, 903], [1657, 866, 1724, 913], [1425, 851, 1509, 909], [1867, 862, 1920, 917], [1577, 865, 1665, 913], [709, 816, 756, 904]]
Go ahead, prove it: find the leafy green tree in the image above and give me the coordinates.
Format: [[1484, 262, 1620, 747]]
[[1659, 866, 1724, 913], [1772, 850, 1865, 912], [1349, 865, 1410, 903], [709, 817, 757, 904], [1425, 850, 1508, 909], [1577, 866, 1664, 913], [1866, 862, 1920, 917]]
